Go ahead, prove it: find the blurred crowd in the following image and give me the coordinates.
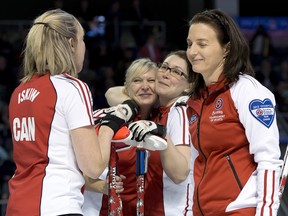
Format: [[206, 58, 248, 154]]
[[0, 0, 169, 207], [1, 0, 288, 212]]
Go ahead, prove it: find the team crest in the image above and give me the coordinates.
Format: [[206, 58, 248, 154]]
[[215, 98, 223, 110], [249, 98, 275, 128], [189, 114, 197, 125]]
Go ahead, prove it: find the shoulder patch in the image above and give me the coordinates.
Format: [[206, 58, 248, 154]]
[[189, 114, 197, 125], [249, 98, 275, 128]]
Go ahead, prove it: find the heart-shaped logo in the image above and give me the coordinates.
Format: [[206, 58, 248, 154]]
[[249, 98, 275, 128]]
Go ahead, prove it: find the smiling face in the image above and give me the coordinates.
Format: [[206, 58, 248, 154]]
[[186, 23, 227, 85], [156, 54, 191, 106], [126, 68, 158, 110]]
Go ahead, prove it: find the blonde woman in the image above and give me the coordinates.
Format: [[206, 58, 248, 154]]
[[6, 9, 137, 216], [83, 57, 159, 215]]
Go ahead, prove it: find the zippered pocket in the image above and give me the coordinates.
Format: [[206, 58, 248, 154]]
[[225, 154, 243, 190]]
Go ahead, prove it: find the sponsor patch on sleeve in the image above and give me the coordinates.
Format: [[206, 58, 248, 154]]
[[249, 98, 275, 128]]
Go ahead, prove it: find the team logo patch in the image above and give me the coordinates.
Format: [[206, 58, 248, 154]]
[[215, 98, 223, 110], [249, 98, 275, 128], [189, 114, 197, 125]]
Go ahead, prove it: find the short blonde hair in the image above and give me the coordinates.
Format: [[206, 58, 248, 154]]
[[124, 58, 157, 94], [21, 9, 83, 82]]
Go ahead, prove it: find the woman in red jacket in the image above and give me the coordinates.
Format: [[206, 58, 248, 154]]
[[186, 8, 282, 216]]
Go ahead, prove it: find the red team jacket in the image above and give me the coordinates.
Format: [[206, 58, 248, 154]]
[[186, 74, 282, 216]]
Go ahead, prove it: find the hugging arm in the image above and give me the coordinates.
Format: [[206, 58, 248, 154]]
[[105, 86, 130, 106]]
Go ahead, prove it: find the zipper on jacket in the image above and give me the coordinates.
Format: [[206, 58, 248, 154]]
[[225, 155, 243, 190], [196, 97, 207, 216], [195, 87, 232, 215]]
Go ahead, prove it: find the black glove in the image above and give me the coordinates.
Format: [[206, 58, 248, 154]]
[[99, 100, 139, 133], [128, 120, 166, 142], [93, 108, 110, 125]]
